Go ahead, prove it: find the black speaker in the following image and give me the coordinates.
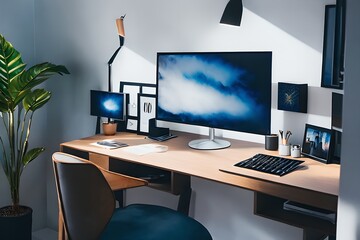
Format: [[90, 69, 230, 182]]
[[149, 118, 169, 137], [265, 134, 278, 151]]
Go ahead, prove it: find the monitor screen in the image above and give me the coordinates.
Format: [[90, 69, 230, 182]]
[[90, 90, 125, 120], [156, 52, 272, 135]]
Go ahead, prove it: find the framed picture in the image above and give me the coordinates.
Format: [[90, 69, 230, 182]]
[[138, 94, 156, 135], [301, 124, 333, 163], [119, 82, 156, 133], [321, 1, 346, 89], [125, 117, 138, 133], [277, 82, 308, 113]]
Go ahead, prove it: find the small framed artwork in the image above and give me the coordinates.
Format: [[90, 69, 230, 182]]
[[125, 117, 138, 133], [301, 124, 333, 163], [138, 94, 156, 135], [278, 82, 308, 113]]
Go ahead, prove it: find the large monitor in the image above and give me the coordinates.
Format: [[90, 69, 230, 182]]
[[90, 90, 125, 120], [156, 51, 272, 150]]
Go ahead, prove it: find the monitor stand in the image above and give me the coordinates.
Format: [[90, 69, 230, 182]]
[[188, 128, 231, 150]]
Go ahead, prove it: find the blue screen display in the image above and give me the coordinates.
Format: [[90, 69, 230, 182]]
[[90, 90, 125, 120], [156, 52, 272, 135]]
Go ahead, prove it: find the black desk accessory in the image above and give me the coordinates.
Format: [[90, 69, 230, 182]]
[[149, 118, 170, 137], [234, 153, 304, 176], [265, 134, 278, 150], [148, 134, 177, 142]]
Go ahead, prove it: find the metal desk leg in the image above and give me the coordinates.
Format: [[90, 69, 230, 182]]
[[114, 190, 124, 208], [177, 187, 192, 215]]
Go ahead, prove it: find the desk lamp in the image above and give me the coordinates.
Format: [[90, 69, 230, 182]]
[[96, 15, 126, 134], [220, 0, 243, 26], [108, 15, 126, 92]]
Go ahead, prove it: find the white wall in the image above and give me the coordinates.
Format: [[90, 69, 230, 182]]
[[33, 0, 336, 238], [337, 0, 360, 239], [0, 0, 47, 230]]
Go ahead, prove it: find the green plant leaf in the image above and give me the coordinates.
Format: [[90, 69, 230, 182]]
[[23, 89, 51, 112], [0, 34, 26, 87], [9, 63, 69, 107], [22, 147, 45, 166], [0, 94, 9, 112]]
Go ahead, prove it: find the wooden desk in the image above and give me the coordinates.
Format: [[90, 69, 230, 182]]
[[60, 131, 339, 240]]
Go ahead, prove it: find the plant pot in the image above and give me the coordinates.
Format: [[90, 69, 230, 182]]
[[102, 122, 117, 135], [0, 205, 33, 240]]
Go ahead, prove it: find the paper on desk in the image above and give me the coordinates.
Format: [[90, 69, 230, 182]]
[[122, 144, 168, 156]]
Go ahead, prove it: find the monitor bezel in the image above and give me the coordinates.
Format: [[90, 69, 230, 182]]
[[155, 51, 272, 135]]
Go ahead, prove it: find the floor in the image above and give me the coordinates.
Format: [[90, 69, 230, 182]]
[[32, 228, 57, 240]]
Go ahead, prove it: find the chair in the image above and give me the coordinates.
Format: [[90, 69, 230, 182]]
[[52, 152, 212, 240]]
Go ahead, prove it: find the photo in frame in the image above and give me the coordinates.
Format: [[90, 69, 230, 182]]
[[119, 82, 156, 133], [301, 124, 333, 163], [138, 94, 156, 135]]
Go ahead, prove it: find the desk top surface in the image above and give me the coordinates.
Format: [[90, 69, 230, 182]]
[[61, 131, 340, 209]]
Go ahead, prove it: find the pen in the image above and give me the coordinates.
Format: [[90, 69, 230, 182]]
[[279, 130, 291, 145], [279, 130, 283, 143]]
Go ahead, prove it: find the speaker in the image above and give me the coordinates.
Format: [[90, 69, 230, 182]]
[[265, 134, 278, 151], [149, 118, 169, 137]]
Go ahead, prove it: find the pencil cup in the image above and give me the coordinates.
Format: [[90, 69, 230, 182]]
[[279, 144, 290, 156], [102, 122, 117, 136]]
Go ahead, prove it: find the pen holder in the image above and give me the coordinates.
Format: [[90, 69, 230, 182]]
[[279, 144, 290, 156]]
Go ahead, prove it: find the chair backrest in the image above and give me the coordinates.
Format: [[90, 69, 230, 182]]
[[53, 152, 115, 240]]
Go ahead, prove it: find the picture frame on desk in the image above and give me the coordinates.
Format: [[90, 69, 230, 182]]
[[138, 94, 156, 135], [301, 124, 333, 164]]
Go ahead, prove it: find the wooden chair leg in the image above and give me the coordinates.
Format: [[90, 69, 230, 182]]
[[58, 210, 66, 240]]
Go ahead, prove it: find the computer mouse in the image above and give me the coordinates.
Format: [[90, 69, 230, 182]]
[[154, 145, 168, 153]]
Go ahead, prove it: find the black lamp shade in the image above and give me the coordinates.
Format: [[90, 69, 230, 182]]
[[220, 0, 243, 26]]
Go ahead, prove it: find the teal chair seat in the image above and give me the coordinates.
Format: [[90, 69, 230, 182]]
[[102, 204, 212, 240]]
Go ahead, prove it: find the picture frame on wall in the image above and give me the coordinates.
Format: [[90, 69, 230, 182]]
[[137, 94, 156, 135], [277, 82, 308, 113], [119, 82, 157, 133], [125, 117, 138, 133], [301, 124, 333, 164], [321, 1, 346, 89]]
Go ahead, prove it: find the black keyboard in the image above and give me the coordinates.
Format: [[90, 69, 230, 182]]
[[234, 153, 304, 176]]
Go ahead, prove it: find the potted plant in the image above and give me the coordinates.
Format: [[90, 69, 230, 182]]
[[0, 34, 69, 239]]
